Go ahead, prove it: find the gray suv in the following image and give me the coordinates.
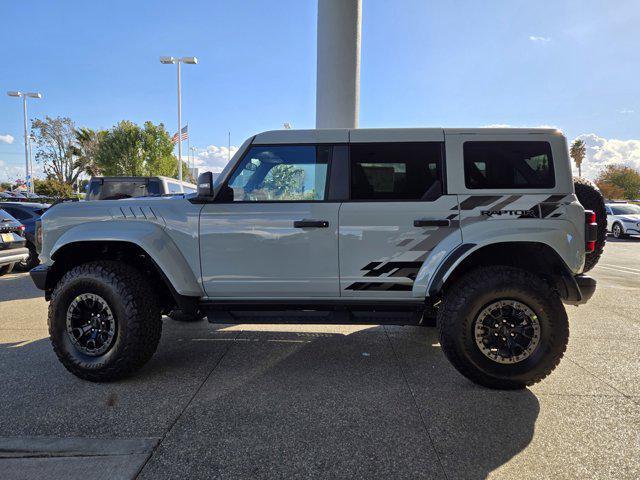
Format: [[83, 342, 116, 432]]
[[31, 128, 600, 389]]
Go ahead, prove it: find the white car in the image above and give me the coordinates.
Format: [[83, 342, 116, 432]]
[[605, 203, 640, 238]]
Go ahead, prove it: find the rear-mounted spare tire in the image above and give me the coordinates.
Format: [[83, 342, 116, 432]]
[[573, 177, 606, 272]]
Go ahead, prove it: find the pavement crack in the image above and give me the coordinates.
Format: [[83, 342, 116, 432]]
[[383, 326, 450, 480], [133, 330, 240, 478], [565, 357, 635, 402]]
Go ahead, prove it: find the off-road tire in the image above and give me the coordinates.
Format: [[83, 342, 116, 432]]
[[0, 263, 15, 275], [15, 241, 39, 271], [438, 266, 568, 390], [573, 176, 606, 272], [48, 261, 162, 382]]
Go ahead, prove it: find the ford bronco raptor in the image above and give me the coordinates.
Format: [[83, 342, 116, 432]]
[[31, 128, 602, 389]]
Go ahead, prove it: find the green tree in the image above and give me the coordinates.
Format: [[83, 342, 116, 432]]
[[570, 139, 586, 177], [595, 165, 640, 200], [31, 116, 87, 185], [34, 178, 74, 197], [95, 120, 182, 177], [140, 121, 177, 177], [95, 121, 144, 176]]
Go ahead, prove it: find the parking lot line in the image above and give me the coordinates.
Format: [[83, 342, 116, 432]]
[[599, 263, 640, 274], [597, 265, 640, 276]]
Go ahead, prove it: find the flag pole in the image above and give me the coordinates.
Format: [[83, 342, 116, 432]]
[[187, 122, 191, 180]]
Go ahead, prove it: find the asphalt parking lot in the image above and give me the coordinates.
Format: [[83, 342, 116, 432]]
[[0, 238, 638, 480]]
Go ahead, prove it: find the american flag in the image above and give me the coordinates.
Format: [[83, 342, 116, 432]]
[[171, 125, 188, 145]]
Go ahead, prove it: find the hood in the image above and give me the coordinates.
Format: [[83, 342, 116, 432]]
[[617, 215, 640, 221]]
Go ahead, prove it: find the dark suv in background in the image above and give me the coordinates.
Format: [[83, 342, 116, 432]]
[[0, 202, 49, 270]]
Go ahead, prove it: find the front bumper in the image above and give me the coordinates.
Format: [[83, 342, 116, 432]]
[[30, 264, 50, 290], [0, 247, 29, 267]]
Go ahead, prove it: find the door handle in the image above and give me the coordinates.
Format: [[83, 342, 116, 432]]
[[414, 219, 451, 227], [294, 219, 329, 228]]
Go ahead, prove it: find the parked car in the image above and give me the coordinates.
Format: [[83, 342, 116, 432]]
[[0, 202, 49, 270], [31, 127, 602, 389], [605, 203, 640, 238], [85, 176, 197, 200], [0, 208, 29, 275]]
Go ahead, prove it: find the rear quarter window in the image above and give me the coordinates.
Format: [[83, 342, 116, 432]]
[[463, 141, 555, 189]]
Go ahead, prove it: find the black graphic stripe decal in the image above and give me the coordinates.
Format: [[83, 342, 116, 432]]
[[345, 282, 412, 291], [457, 196, 502, 210], [362, 261, 422, 279]]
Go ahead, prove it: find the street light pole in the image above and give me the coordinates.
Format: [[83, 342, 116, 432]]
[[7, 91, 42, 194], [21, 96, 29, 191], [160, 56, 197, 186], [176, 60, 183, 183]]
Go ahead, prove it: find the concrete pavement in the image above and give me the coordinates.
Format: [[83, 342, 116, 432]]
[[0, 239, 638, 479]]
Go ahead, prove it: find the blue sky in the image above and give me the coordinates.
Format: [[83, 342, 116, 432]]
[[1, 0, 639, 181]]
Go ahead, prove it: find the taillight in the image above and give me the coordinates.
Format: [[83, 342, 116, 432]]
[[585, 210, 597, 253]]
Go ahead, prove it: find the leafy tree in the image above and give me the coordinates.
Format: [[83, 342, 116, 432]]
[[95, 120, 183, 178], [570, 139, 586, 177], [595, 165, 640, 200], [95, 121, 144, 176], [34, 178, 74, 197], [596, 181, 625, 200], [31, 116, 89, 185], [140, 121, 176, 176]]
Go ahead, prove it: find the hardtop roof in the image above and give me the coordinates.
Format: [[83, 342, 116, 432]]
[[252, 127, 563, 144]]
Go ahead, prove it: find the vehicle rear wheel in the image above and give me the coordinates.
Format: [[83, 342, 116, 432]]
[[437, 266, 568, 390], [15, 241, 39, 271], [48, 261, 162, 382], [573, 177, 606, 271]]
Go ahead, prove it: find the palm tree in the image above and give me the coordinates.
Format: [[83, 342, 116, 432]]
[[74, 127, 103, 177], [570, 139, 586, 177]]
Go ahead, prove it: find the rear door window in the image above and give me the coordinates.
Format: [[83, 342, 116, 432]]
[[463, 141, 555, 189], [349, 142, 443, 200]]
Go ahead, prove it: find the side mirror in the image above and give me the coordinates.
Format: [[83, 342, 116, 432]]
[[216, 185, 234, 202], [197, 172, 214, 197]]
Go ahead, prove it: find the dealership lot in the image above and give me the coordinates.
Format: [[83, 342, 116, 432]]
[[0, 239, 638, 479]]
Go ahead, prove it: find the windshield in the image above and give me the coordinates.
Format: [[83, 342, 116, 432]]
[[610, 204, 640, 215]]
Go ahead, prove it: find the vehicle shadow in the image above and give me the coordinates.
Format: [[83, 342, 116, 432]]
[[0, 272, 44, 301], [0, 321, 539, 479]]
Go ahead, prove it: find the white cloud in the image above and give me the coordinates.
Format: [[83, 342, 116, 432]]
[[191, 145, 239, 173], [0, 160, 26, 183], [571, 134, 640, 180], [618, 109, 635, 115], [0, 134, 14, 144], [529, 35, 551, 43]]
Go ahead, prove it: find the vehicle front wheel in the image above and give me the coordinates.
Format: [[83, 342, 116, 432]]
[[48, 261, 162, 382], [437, 266, 568, 390], [612, 223, 624, 239]]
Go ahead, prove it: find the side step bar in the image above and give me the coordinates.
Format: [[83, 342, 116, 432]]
[[199, 300, 428, 326]]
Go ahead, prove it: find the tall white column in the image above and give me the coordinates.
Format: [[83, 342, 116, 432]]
[[315, 0, 362, 129]]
